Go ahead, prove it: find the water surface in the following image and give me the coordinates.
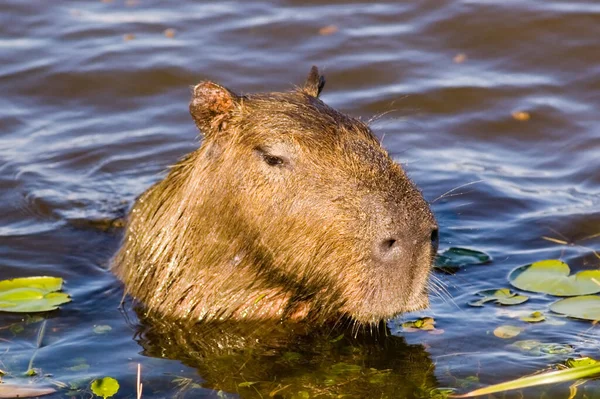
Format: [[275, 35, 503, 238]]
[[1, 0, 599, 398]]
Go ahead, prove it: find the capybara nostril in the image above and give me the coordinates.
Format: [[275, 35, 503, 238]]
[[373, 237, 404, 266]]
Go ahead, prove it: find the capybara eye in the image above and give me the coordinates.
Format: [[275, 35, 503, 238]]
[[262, 154, 284, 167]]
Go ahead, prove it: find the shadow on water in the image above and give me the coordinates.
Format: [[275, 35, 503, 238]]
[[134, 310, 437, 398]]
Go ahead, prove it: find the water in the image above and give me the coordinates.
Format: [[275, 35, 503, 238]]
[[1, 0, 599, 397]]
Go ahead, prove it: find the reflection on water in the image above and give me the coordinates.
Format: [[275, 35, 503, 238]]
[[0, 0, 599, 397], [137, 312, 437, 398]]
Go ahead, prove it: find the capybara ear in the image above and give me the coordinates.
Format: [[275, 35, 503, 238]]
[[189, 81, 240, 136], [302, 66, 326, 98]]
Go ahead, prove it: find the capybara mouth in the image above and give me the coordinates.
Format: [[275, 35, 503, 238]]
[[341, 266, 432, 324], [112, 66, 437, 326]]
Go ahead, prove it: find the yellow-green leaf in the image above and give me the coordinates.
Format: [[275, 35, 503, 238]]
[[509, 260, 600, 296], [469, 289, 528, 307], [550, 295, 600, 321], [520, 311, 545, 323], [0, 276, 71, 313], [91, 377, 119, 399], [493, 325, 523, 339], [0, 276, 62, 292]]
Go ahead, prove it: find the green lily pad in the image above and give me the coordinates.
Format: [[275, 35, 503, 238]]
[[435, 247, 491, 272], [468, 289, 529, 307], [402, 317, 436, 331], [550, 295, 600, 321], [0, 276, 71, 313], [509, 259, 600, 296], [520, 311, 545, 323], [90, 377, 119, 399], [0, 276, 63, 292]]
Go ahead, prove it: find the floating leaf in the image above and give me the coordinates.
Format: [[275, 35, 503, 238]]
[[520, 311, 545, 323], [25, 368, 39, 377], [550, 295, 600, 321], [91, 377, 120, 399], [435, 247, 491, 272], [509, 260, 600, 296], [402, 317, 436, 331], [512, 340, 573, 356], [468, 289, 528, 307], [454, 361, 600, 397], [493, 325, 523, 339], [0, 276, 63, 292], [0, 276, 71, 313]]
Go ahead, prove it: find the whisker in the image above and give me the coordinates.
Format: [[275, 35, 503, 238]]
[[428, 274, 461, 310], [368, 108, 400, 125], [431, 180, 484, 204]]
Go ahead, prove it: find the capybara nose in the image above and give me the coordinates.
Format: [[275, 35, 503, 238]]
[[372, 235, 406, 267], [372, 225, 438, 268]]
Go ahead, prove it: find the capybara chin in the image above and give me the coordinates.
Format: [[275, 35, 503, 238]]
[[112, 66, 438, 325]]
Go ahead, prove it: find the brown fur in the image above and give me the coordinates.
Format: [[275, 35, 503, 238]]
[[112, 67, 437, 325]]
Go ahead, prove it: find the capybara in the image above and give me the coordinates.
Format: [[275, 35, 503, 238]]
[[113, 66, 438, 325]]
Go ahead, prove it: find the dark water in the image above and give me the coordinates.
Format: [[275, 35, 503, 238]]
[[1, 0, 599, 398]]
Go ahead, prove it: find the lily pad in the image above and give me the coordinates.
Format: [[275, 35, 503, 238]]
[[520, 311, 545, 323], [512, 340, 573, 356], [509, 259, 600, 296], [493, 325, 523, 339], [435, 247, 491, 272], [0, 276, 62, 292], [402, 317, 436, 331], [550, 295, 600, 321], [468, 289, 529, 307], [91, 377, 119, 399], [0, 276, 71, 313]]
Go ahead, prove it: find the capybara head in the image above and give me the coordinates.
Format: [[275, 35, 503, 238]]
[[113, 67, 438, 325]]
